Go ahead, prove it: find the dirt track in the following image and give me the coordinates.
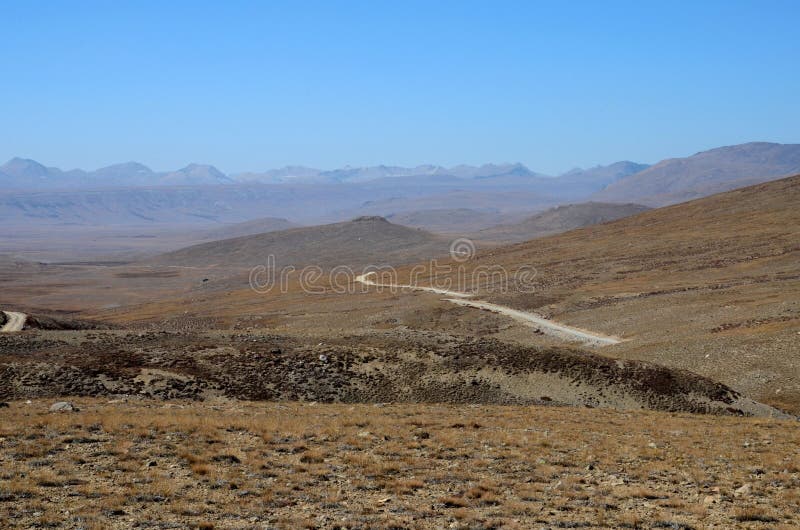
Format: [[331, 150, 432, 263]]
[[0, 311, 26, 332], [355, 273, 621, 346]]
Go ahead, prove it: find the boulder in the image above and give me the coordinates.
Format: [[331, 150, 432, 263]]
[[49, 401, 78, 412], [734, 483, 752, 497]]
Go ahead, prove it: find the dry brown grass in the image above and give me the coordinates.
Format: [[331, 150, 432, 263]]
[[1, 398, 799, 528]]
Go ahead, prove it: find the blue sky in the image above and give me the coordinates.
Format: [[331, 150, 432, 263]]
[[2, 0, 798, 174]]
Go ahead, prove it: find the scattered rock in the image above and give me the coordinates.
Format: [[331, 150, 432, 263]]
[[0, 402, 9, 408], [212, 454, 242, 464], [607, 475, 625, 486], [734, 483, 752, 497], [702, 495, 719, 506], [49, 401, 77, 413]]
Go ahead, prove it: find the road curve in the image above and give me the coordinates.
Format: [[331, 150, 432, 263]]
[[1, 311, 27, 332], [355, 272, 620, 347]]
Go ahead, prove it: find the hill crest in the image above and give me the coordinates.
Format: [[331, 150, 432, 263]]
[[148, 216, 448, 270]]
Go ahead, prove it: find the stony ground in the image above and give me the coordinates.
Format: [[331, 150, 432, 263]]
[[1, 399, 798, 529], [0, 329, 781, 416]]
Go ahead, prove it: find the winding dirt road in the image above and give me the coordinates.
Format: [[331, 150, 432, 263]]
[[1, 311, 27, 332], [355, 273, 620, 347]]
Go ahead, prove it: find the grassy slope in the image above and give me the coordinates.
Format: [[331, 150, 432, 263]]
[[410, 175, 800, 410]]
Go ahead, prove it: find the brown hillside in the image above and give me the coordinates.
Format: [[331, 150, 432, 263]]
[[146, 216, 449, 270], [411, 175, 800, 411], [593, 142, 800, 205], [475, 201, 650, 242]]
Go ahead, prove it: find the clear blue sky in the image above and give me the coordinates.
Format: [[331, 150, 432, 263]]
[[2, 0, 798, 174]]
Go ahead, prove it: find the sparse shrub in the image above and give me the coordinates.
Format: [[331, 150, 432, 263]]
[[441, 496, 469, 508], [734, 507, 778, 522]]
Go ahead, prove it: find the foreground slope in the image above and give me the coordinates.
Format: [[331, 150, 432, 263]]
[[2, 398, 797, 529]]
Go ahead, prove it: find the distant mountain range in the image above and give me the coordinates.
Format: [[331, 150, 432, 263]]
[[0, 159, 235, 189], [217, 163, 548, 184], [0, 157, 639, 190], [1, 142, 798, 230], [3, 142, 797, 197]]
